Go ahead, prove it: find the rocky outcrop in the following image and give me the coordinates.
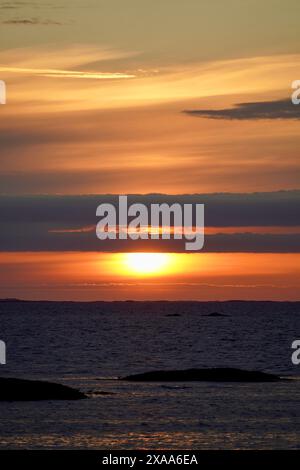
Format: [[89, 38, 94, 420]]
[[121, 368, 283, 382], [0, 377, 87, 401]]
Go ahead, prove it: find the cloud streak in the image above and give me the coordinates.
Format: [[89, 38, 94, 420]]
[[2, 18, 63, 25], [0, 65, 135, 79], [0, 45, 138, 82], [184, 99, 300, 120]]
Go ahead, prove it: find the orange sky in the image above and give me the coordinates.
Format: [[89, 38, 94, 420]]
[[1, 52, 300, 193], [0, 252, 299, 301], [0, 1, 299, 300]]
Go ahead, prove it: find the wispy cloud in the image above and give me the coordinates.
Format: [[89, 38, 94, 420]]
[[0, 45, 137, 80], [1, 50, 299, 111], [0, 1, 34, 9], [0, 66, 135, 79], [2, 17, 63, 25], [0, 44, 137, 68], [184, 99, 300, 121], [0, 0, 63, 9], [0, 0, 65, 26]]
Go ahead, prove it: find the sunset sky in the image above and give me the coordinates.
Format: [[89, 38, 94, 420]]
[[0, 0, 300, 300]]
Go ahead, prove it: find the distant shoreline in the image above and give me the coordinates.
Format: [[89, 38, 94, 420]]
[[1, 298, 300, 304]]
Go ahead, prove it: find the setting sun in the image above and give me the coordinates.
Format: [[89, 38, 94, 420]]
[[121, 253, 173, 276]]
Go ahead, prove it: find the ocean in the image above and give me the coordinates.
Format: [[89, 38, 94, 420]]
[[0, 300, 299, 449]]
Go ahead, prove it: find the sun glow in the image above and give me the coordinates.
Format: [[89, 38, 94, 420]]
[[121, 253, 173, 276]]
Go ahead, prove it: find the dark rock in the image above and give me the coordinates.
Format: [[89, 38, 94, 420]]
[[0, 377, 87, 401], [121, 368, 283, 382], [206, 312, 228, 317], [165, 313, 181, 317]]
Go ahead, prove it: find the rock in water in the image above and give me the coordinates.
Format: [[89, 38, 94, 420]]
[[0, 377, 87, 401], [206, 312, 228, 317], [121, 368, 283, 382]]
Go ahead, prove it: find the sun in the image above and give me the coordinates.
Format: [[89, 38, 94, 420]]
[[122, 253, 173, 276]]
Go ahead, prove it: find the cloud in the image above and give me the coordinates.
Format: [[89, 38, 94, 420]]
[[1, 50, 300, 112], [0, 44, 137, 69], [2, 17, 62, 25], [0, 1, 34, 9], [0, 1, 63, 10], [0, 192, 299, 253], [1, 191, 298, 227], [184, 99, 300, 120], [0, 65, 135, 78], [0, 45, 137, 81]]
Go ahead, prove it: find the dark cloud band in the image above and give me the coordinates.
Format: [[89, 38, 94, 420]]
[[0, 191, 299, 252], [184, 99, 300, 120]]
